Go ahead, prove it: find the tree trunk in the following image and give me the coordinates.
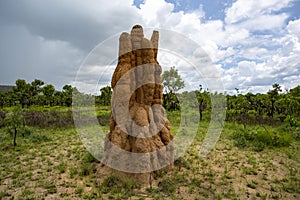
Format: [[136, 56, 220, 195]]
[[13, 127, 17, 146], [271, 100, 275, 118], [199, 99, 204, 121]]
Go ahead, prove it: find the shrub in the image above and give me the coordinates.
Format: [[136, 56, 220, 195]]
[[5, 104, 24, 146], [97, 109, 110, 126], [24, 110, 74, 128], [232, 126, 294, 151], [248, 110, 258, 117], [281, 115, 300, 140], [283, 115, 300, 128]]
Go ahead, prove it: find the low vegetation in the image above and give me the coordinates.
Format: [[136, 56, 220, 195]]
[[0, 108, 299, 199], [0, 76, 299, 199]]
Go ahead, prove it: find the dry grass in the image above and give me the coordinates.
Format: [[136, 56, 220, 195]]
[[0, 122, 299, 199]]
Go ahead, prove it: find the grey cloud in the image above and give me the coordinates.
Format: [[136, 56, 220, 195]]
[[0, 0, 142, 89], [0, 0, 141, 51], [0, 22, 83, 89]]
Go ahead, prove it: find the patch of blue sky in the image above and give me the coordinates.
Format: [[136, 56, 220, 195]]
[[216, 56, 265, 70], [165, 0, 201, 12], [250, 29, 284, 36], [133, 0, 235, 21], [133, 0, 144, 9], [279, 0, 300, 20], [199, 0, 235, 20], [164, 0, 236, 21]]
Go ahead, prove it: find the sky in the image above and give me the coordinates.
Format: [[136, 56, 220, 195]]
[[0, 0, 299, 95]]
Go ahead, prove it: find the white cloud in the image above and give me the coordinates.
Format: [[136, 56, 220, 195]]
[[223, 26, 250, 46], [287, 19, 300, 40], [139, 0, 175, 27], [225, 0, 291, 24], [240, 46, 270, 60], [0, 0, 298, 95], [237, 13, 289, 31], [237, 61, 256, 76]]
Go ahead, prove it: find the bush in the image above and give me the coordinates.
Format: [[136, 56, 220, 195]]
[[232, 126, 294, 151], [281, 115, 300, 140], [1, 106, 113, 128], [24, 110, 74, 128], [226, 109, 236, 121], [5, 104, 24, 146], [96, 109, 110, 126], [283, 115, 300, 128], [247, 110, 258, 117]]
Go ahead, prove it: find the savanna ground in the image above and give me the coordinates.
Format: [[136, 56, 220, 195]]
[[0, 110, 299, 200]]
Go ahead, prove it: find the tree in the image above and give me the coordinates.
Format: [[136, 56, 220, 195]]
[[31, 79, 44, 96], [62, 84, 73, 107], [30, 79, 44, 105], [42, 84, 55, 106], [161, 66, 184, 110], [99, 86, 112, 106], [53, 91, 64, 106], [267, 83, 282, 117], [162, 66, 185, 94], [13, 79, 31, 108], [195, 85, 210, 120], [289, 86, 300, 117], [5, 103, 24, 146]]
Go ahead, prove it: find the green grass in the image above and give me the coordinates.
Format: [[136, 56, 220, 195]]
[[0, 108, 299, 199]]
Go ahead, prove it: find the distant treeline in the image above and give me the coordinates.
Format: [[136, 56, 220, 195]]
[[164, 84, 300, 125], [0, 79, 299, 126], [0, 79, 111, 108]]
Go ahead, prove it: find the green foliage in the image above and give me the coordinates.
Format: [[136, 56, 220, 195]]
[[162, 66, 184, 111], [267, 83, 282, 117], [163, 93, 180, 111], [195, 85, 211, 120], [232, 125, 294, 151], [247, 110, 257, 117], [42, 84, 55, 106], [96, 107, 111, 126], [226, 84, 300, 126], [284, 115, 300, 127], [13, 79, 31, 108], [1, 78, 300, 129], [0, 79, 88, 108], [99, 86, 112, 106], [5, 103, 25, 146], [0, 105, 112, 129], [62, 85, 72, 105], [20, 126, 32, 137], [281, 115, 300, 140], [23, 110, 74, 128], [162, 66, 184, 94]]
